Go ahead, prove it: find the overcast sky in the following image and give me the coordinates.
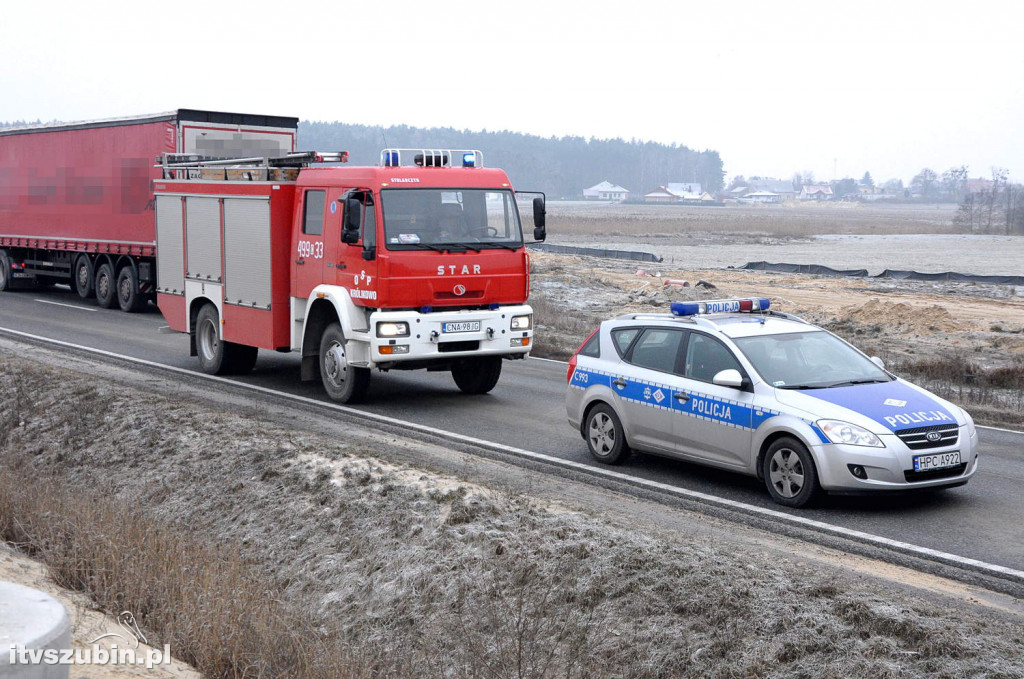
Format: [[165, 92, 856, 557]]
[[2, 0, 1021, 184]]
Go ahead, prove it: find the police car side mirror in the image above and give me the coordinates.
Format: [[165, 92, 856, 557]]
[[870, 356, 885, 370], [712, 369, 744, 389]]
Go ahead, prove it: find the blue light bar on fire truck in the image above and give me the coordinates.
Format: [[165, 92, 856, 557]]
[[671, 297, 771, 316], [380, 148, 484, 168]]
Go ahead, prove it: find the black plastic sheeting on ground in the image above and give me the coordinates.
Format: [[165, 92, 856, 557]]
[[740, 261, 1024, 286], [739, 261, 869, 277], [528, 243, 662, 263]]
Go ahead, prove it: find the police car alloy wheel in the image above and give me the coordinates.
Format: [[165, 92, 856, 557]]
[[585, 404, 631, 465], [763, 437, 820, 508]]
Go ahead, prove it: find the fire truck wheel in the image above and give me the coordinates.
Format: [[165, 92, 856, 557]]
[[94, 263, 117, 309], [116, 266, 146, 313], [319, 323, 370, 403], [451, 356, 502, 394], [196, 304, 227, 374], [73, 255, 93, 299]]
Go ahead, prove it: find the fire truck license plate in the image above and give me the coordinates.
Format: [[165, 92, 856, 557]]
[[442, 321, 480, 334], [913, 451, 961, 472]]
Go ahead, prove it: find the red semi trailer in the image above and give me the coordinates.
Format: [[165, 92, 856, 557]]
[[153, 148, 545, 402], [0, 110, 298, 310]]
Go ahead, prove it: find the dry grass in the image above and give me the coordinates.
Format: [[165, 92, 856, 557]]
[[549, 202, 959, 238], [2, 355, 1024, 678]]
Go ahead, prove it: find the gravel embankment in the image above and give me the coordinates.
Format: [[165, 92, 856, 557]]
[[2, 349, 1023, 677]]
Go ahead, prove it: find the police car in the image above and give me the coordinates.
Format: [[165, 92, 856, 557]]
[[565, 298, 979, 507]]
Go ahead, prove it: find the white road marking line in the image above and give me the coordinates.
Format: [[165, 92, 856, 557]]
[[528, 356, 568, 365], [33, 299, 97, 312], [978, 424, 1024, 435], [1, 325, 1022, 584]]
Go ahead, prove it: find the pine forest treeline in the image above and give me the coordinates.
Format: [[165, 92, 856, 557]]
[[298, 121, 725, 198]]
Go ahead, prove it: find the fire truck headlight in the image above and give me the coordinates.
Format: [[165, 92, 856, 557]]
[[511, 314, 532, 330], [377, 322, 410, 338]]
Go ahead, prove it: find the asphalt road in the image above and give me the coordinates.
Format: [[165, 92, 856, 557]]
[[2, 287, 1023, 574]]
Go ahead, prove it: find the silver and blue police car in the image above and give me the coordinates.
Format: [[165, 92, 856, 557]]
[[565, 297, 979, 507]]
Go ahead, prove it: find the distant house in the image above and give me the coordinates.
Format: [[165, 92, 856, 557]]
[[965, 178, 993, 195], [644, 182, 711, 203], [583, 181, 630, 202], [744, 190, 781, 204], [799, 185, 834, 201], [748, 177, 798, 201], [666, 183, 703, 199]]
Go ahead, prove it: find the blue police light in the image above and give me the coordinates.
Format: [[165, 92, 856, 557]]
[[671, 297, 771, 316], [420, 306, 433, 314], [462, 152, 476, 168], [384, 151, 399, 167], [489, 303, 500, 310], [671, 302, 701, 316]]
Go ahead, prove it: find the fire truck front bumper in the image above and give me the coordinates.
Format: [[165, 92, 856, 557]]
[[368, 305, 534, 365]]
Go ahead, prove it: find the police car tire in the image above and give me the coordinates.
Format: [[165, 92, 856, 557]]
[[585, 403, 631, 465], [762, 437, 820, 508], [451, 356, 502, 394]]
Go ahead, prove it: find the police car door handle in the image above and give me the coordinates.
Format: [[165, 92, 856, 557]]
[[674, 392, 690, 403], [612, 378, 627, 388]]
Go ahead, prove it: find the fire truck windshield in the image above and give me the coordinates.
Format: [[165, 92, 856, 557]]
[[381, 189, 524, 250]]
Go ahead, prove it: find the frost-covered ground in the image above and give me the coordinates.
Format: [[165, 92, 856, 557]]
[[2, 346, 1024, 677]]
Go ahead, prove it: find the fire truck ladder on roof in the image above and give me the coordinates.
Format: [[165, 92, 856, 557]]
[[157, 151, 348, 180]]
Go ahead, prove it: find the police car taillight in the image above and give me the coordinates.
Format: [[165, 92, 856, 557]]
[[567, 327, 599, 383], [670, 297, 771, 316]]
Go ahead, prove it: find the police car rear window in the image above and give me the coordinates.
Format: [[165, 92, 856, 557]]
[[578, 332, 601, 358], [629, 328, 685, 374], [611, 328, 641, 357]]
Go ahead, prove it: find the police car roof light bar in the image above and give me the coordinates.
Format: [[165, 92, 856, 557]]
[[380, 148, 484, 168], [670, 297, 771, 317]]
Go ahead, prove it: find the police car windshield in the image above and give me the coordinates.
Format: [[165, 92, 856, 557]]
[[381, 189, 524, 250], [733, 331, 891, 389]]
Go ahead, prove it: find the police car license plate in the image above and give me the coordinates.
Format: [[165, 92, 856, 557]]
[[442, 321, 480, 334], [913, 451, 961, 472]]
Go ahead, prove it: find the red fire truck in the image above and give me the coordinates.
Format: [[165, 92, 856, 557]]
[[153, 147, 544, 402], [0, 110, 298, 310]]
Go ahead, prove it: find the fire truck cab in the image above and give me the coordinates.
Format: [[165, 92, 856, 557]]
[[154, 149, 545, 403]]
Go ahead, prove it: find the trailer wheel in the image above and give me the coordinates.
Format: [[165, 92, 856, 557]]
[[94, 263, 117, 308], [195, 303, 258, 375], [116, 266, 146, 313], [74, 255, 94, 300], [319, 322, 370, 403], [451, 356, 502, 394], [0, 252, 11, 292]]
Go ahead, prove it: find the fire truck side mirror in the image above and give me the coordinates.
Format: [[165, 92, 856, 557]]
[[532, 196, 546, 241], [342, 198, 361, 245]]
